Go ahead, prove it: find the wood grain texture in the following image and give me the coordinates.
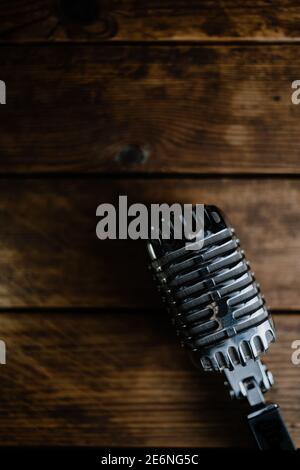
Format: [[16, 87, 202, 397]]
[[0, 177, 298, 309], [2, 1, 300, 42], [0, 311, 298, 447], [1, 45, 300, 174]]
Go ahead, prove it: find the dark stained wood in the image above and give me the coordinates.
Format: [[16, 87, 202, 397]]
[[0, 178, 298, 309], [2, 1, 300, 42], [1, 0, 299, 452], [1, 45, 300, 174], [0, 311, 298, 447]]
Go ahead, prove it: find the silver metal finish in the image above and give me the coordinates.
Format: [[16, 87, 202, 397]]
[[224, 359, 274, 406], [147, 207, 276, 408], [147, 206, 295, 448]]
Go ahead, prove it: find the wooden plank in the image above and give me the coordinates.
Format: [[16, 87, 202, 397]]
[[1, 45, 300, 174], [0, 178, 298, 309], [2, 1, 300, 42], [0, 311, 298, 447]]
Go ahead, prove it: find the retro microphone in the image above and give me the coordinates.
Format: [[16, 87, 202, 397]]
[[147, 205, 295, 449]]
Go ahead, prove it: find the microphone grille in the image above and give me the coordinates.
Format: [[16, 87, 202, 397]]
[[148, 205, 276, 372]]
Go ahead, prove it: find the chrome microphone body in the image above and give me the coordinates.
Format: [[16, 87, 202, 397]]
[[147, 205, 295, 449]]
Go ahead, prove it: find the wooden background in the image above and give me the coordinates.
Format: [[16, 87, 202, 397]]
[[0, 0, 300, 447]]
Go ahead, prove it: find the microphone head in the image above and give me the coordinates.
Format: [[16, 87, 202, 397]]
[[147, 205, 276, 373]]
